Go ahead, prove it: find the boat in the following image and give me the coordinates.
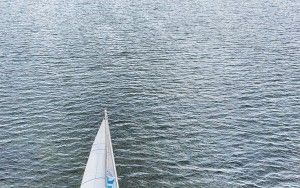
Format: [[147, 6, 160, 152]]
[[81, 110, 119, 188]]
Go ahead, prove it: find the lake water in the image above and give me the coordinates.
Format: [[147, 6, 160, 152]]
[[0, 0, 299, 187]]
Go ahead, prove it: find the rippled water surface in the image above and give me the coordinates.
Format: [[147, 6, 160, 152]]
[[0, 0, 299, 187]]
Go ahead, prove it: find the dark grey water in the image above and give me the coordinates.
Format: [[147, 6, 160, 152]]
[[0, 0, 299, 187]]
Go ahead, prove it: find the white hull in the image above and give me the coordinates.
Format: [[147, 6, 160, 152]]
[[81, 111, 119, 188]]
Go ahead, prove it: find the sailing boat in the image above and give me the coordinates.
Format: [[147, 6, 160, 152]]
[[81, 110, 119, 188]]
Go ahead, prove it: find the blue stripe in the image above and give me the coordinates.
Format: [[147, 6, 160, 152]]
[[107, 177, 114, 188]]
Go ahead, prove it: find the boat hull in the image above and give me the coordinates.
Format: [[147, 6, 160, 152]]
[[81, 111, 119, 188]]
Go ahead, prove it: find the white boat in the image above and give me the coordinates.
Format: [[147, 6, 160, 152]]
[[81, 110, 119, 188]]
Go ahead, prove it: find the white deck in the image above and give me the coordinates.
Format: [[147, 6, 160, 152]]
[[81, 111, 119, 188]]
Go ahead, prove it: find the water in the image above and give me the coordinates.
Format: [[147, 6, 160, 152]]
[[0, 0, 299, 187]]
